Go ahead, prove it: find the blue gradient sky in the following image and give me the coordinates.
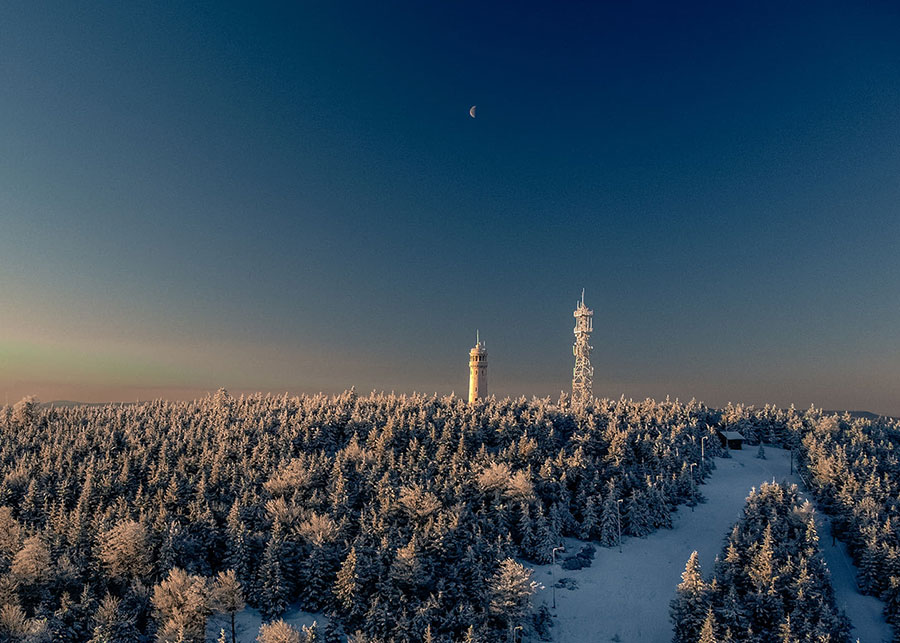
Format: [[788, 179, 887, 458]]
[[1, 2, 899, 414]]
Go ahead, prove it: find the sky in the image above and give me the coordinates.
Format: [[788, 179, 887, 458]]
[[1, 1, 899, 415]]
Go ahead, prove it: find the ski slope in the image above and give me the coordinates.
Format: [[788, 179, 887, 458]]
[[530, 446, 891, 643]]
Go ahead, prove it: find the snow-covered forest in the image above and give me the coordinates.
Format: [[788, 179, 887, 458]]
[[0, 393, 896, 641], [670, 481, 850, 642]]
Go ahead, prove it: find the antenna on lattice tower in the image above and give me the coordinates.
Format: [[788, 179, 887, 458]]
[[572, 290, 593, 411]]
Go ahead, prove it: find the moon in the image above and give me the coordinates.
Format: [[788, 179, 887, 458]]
[[469, 105, 476, 118]]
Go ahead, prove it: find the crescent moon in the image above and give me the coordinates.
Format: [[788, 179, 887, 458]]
[[469, 105, 476, 118]]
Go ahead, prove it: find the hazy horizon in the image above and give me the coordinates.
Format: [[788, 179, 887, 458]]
[[2, 2, 899, 415]]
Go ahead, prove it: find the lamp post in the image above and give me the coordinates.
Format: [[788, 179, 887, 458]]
[[689, 463, 697, 512], [701, 436, 707, 462], [552, 546, 565, 609], [514, 625, 523, 643], [616, 499, 623, 553]]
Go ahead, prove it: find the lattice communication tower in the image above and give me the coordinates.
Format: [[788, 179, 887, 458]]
[[572, 289, 593, 410]]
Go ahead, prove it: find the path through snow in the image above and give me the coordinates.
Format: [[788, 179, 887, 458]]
[[530, 447, 891, 643]]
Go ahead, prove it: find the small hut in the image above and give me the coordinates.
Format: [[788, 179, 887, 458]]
[[717, 430, 745, 450]]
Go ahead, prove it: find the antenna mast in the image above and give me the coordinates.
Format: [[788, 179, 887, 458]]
[[572, 291, 594, 411]]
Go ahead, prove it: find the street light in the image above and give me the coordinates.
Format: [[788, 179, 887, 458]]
[[514, 625, 523, 643], [552, 546, 565, 609], [701, 436, 707, 462], [616, 499, 623, 553]]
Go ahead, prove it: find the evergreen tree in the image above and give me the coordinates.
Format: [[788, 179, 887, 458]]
[[487, 559, 538, 636], [257, 619, 301, 643], [335, 546, 363, 625], [258, 530, 289, 620], [151, 567, 210, 643], [299, 545, 336, 612], [98, 519, 151, 582], [226, 502, 253, 592], [578, 496, 597, 541], [322, 620, 341, 643], [624, 491, 652, 537], [88, 594, 141, 643], [670, 551, 707, 643], [50, 591, 93, 643], [210, 569, 245, 643], [698, 607, 717, 643], [598, 496, 620, 548], [300, 621, 321, 643]]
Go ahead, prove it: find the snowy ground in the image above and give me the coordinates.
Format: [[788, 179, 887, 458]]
[[530, 447, 892, 643], [206, 604, 329, 642]]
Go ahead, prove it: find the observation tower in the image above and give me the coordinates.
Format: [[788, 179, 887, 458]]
[[468, 331, 487, 403]]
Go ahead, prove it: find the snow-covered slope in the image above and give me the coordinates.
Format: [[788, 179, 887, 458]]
[[530, 447, 891, 643]]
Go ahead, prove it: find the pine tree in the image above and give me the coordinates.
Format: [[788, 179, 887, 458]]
[[716, 584, 748, 637], [98, 519, 151, 581], [670, 551, 707, 643], [258, 530, 289, 620], [857, 534, 881, 595], [300, 621, 321, 643], [0, 506, 21, 572], [648, 485, 672, 530], [299, 544, 336, 612], [624, 491, 652, 537], [49, 590, 93, 643], [335, 546, 363, 624], [152, 567, 211, 643], [532, 507, 555, 563], [226, 502, 253, 591], [578, 495, 598, 540], [698, 607, 717, 643], [747, 525, 775, 592], [598, 496, 620, 548], [257, 619, 301, 643], [210, 569, 245, 643], [462, 624, 482, 643], [487, 559, 538, 634], [778, 614, 797, 643], [516, 502, 536, 557], [12, 396, 38, 427], [10, 534, 50, 586], [322, 620, 341, 643], [88, 594, 141, 643]]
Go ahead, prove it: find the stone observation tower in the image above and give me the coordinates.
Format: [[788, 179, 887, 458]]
[[572, 290, 593, 410], [468, 331, 487, 403]]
